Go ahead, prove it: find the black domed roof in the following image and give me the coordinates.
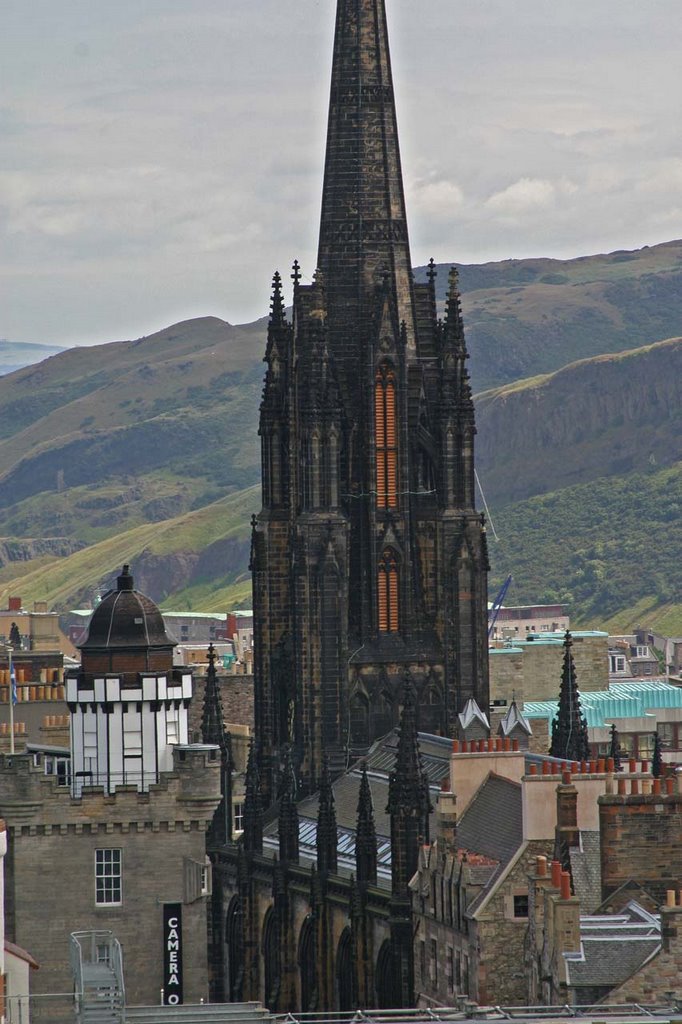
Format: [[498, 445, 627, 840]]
[[78, 565, 176, 651]]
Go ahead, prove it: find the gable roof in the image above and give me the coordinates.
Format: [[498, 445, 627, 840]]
[[458, 773, 522, 865]]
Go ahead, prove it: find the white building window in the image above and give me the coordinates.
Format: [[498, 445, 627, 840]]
[[166, 708, 180, 745], [83, 711, 98, 767], [123, 709, 142, 756], [635, 645, 649, 658], [95, 849, 122, 905], [233, 803, 244, 834], [609, 655, 626, 673]]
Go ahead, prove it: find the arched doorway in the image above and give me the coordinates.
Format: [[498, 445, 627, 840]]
[[262, 908, 280, 1011], [298, 915, 316, 1011], [375, 939, 394, 1008], [225, 896, 243, 1002], [336, 926, 353, 1011]]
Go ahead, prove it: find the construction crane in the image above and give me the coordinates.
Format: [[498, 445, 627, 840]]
[[488, 573, 513, 640]]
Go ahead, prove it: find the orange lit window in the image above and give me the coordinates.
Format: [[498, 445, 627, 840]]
[[378, 548, 399, 633], [375, 364, 398, 509]]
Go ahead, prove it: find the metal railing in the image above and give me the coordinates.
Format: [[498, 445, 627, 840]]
[[71, 769, 160, 797]]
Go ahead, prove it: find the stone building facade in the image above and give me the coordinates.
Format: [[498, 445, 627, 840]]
[[209, 682, 444, 1012], [0, 566, 221, 1020], [251, 0, 490, 802], [490, 631, 609, 707]]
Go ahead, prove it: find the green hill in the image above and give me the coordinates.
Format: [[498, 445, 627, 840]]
[[487, 463, 681, 636], [424, 238, 682, 390], [0, 241, 680, 629]]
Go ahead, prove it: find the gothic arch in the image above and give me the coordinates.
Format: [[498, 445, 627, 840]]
[[298, 915, 316, 1011], [372, 689, 394, 741], [375, 362, 398, 510], [262, 907, 280, 1010], [335, 926, 353, 1011], [375, 938, 394, 1008], [225, 895, 243, 1003], [350, 689, 370, 748], [377, 547, 400, 633]]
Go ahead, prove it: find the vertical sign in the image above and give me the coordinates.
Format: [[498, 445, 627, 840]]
[[163, 903, 183, 1005]]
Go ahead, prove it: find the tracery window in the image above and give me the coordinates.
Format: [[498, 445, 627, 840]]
[[375, 363, 398, 509], [377, 548, 399, 633]]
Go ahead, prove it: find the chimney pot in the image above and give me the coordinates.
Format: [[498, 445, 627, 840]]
[[461, 740, 468, 753], [607, 757, 615, 772], [551, 860, 562, 888], [495, 737, 503, 752], [641, 760, 648, 773], [629, 758, 637, 773], [512, 739, 519, 751], [667, 889, 676, 907], [537, 855, 548, 877], [618, 779, 626, 795], [562, 771, 572, 785], [631, 779, 639, 795], [597, 758, 606, 773], [653, 778, 662, 796], [589, 760, 597, 773], [666, 778, 674, 796], [487, 738, 494, 753], [452, 739, 460, 753], [504, 737, 511, 751], [529, 763, 538, 776], [560, 871, 572, 900], [542, 760, 550, 776], [572, 761, 579, 774]]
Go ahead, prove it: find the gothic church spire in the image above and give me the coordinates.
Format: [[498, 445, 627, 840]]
[[318, 0, 416, 347]]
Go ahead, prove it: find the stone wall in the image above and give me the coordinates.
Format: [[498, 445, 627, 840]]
[[490, 634, 608, 705], [600, 788, 682, 903], [188, 672, 254, 742], [474, 841, 554, 1005], [0, 746, 220, 1021]]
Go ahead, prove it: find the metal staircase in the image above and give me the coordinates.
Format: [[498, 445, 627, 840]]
[[71, 930, 126, 1024]]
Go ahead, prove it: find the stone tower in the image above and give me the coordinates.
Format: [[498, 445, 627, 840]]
[[252, 0, 490, 800]]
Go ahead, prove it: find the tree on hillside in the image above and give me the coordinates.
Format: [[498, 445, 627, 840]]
[[550, 631, 591, 763]]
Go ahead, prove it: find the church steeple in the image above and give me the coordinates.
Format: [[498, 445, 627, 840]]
[[355, 765, 377, 886], [278, 746, 300, 864], [242, 738, 263, 855], [318, 0, 416, 352]]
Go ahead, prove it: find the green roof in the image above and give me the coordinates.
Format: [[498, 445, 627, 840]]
[[524, 679, 682, 728]]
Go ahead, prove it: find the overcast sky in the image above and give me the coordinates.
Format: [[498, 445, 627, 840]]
[[2, 1, 681, 347]]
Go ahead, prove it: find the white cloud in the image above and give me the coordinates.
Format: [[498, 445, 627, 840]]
[[484, 177, 578, 222], [1, 0, 681, 346]]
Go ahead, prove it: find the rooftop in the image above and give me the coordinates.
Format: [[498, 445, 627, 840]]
[[524, 679, 682, 728]]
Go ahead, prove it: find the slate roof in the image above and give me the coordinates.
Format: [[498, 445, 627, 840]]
[[570, 831, 602, 913], [263, 729, 451, 888], [565, 902, 660, 990], [458, 773, 522, 865]]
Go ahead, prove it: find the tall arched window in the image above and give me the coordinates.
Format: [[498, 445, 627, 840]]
[[377, 548, 399, 633], [375, 364, 398, 509]]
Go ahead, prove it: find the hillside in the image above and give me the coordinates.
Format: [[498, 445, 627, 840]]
[[424, 238, 682, 390], [0, 241, 680, 628], [475, 336, 682, 505], [487, 463, 681, 634]]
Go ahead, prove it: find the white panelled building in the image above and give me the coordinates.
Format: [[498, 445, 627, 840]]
[[67, 668, 192, 795], [66, 564, 194, 794]]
